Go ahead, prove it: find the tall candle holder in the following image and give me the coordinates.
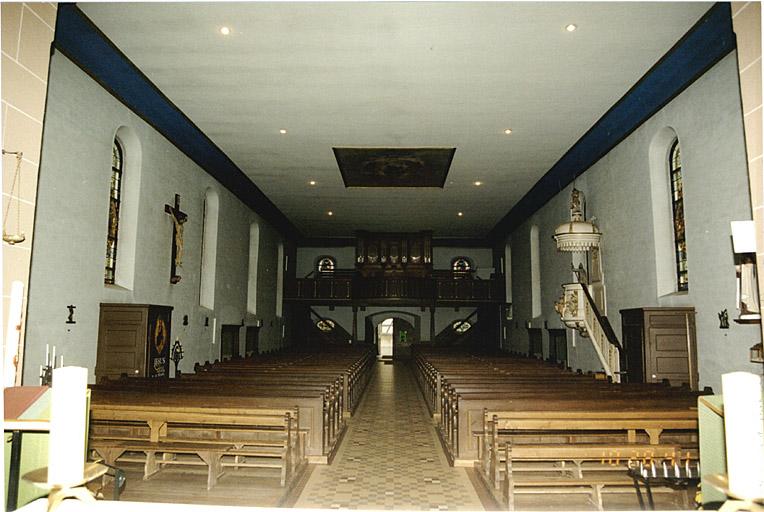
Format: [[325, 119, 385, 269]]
[[40, 344, 64, 386], [171, 338, 184, 378], [627, 457, 700, 510]]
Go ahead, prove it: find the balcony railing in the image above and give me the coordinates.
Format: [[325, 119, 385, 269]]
[[285, 272, 504, 305]]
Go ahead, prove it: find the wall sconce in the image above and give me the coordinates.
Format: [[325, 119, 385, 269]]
[[750, 342, 763, 363], [171, 338, 184, 377], [526, 320, 532, 329], [719, 309, 730, 329]]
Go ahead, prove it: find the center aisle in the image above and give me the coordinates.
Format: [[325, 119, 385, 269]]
[[293, 361, 485, 510]]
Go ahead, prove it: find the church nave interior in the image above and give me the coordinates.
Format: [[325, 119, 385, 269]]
[[2, 1, 763, 511]]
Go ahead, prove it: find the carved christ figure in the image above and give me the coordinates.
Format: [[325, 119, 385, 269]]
[[170, 211, 187, 269]]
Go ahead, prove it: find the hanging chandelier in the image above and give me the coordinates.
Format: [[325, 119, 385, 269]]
[[553, 188, 601, 252]]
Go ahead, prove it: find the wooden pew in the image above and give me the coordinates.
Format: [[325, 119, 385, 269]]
[[94, 346, 375, 462], [89, 346, 375, 491], [412, 349, 699, 465], [89, 404, 299, 488], [500, 443, 691, 511]]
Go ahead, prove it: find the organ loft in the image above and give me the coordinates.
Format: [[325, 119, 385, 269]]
[[2, 2, 763, 512]]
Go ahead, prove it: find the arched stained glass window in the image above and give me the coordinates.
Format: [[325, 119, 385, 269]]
[[451, 257, 472, 273], [316, 319, 336, 332], [452, 320, 472, 333], [105, 139, 124, 284], [317, 256, 336, 274], [669, 139, 688, 291]]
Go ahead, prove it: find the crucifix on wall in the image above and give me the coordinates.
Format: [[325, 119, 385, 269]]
[[164, 194, 187, 284]]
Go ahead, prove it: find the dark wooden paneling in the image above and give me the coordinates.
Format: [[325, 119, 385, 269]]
[[96, 303, 173, 381], [619, 307, 698, 389]]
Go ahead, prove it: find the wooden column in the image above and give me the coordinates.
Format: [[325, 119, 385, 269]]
[[352, 306, 358, 343]]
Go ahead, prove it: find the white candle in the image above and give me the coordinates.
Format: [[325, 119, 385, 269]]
[[651, 461, 656, 478], [722, 372, 764, 500], [45, 344, 49, 366], [674, 463, 680, 478], [60, 355, 63, 367], [663, 461, 668, 478], [47, 366, 88, 486], [52, 345, 56, 367]]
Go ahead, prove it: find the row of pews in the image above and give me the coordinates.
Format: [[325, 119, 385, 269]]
[[88, 346, 375, 490], [413, 347, 702, 510]]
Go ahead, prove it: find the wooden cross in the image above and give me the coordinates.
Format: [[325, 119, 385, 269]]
[[164, 194, 187, 284]]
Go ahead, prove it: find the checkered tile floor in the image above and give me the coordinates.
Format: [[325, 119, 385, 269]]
[[293, 361, 484, 510]]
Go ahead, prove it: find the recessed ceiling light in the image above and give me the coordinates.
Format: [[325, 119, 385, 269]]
[[279, 129, 287, 134], [309, 180, 316, 186], [457, 212, 464, 217], [565, 24, 577, 32], [504, 129, 513, 135], [327, 211, 333, 216], [220, 26, 231, 35], [474, 181, 483, 186]]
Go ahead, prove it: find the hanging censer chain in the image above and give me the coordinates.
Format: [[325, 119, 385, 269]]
[[2, 150, 25, 245]]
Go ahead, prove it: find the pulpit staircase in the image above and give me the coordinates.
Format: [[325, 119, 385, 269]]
[[555, 282, 623, 381]]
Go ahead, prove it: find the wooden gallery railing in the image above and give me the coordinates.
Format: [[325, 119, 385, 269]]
[[286, 273, 504, 304], [555, 282, 622, 381]]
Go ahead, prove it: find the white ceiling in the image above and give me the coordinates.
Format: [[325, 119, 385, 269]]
[[81, 1, 711, 238]]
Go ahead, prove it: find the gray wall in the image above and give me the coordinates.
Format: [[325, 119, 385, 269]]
[[432, 247, 494, 279], [24, 53, 288, 383], [296, 246, 356, 277], [505, 53, 761, 390]]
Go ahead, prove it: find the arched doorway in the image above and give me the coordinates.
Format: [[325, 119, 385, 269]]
[[375, 316, 418, 359]]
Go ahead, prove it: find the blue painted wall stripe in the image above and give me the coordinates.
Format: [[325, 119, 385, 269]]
[[53, 3, 300, 240], [487, 2, 736, 243]]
